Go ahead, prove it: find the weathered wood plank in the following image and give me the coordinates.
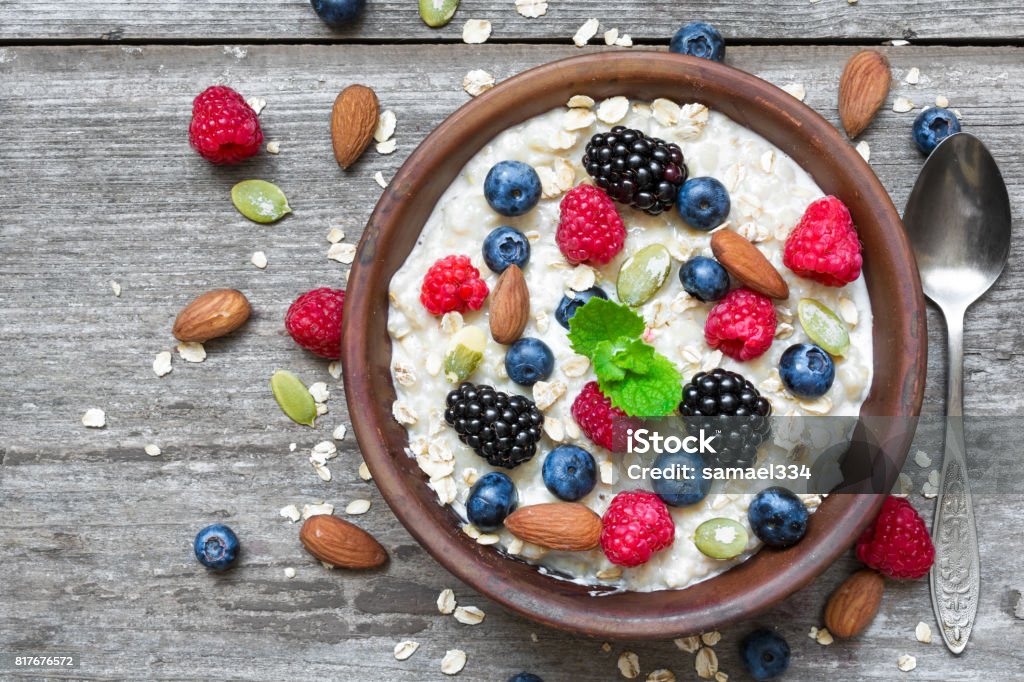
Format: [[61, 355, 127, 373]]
[[2, 44, 1023, 680], [3, 0, 1024, 43]]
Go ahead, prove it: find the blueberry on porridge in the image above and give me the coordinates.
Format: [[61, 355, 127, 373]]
[[386, 96, 872, 591]]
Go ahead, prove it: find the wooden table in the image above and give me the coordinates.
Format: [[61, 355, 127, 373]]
[[2, 3, 1023, 680]]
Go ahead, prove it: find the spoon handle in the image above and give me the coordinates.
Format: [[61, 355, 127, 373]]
[[929, 307, 980, 654]]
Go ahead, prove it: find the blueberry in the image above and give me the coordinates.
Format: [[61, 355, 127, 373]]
[[676, 177, 731, 231], [484, 160, 542, 217], [679, 256, 730, 302], [542, 445, 597, 501], [779, 343, 835, 399], [483, 226, 531, 273], [912, 107, 962, 155], [740, 628, 791, 680], [466, 472, 518, 531], [652, 450, 712, 507], [309, 0, 365, 27], [669, 22, 726, 62], [747, 486, 808, 548], [508, 675, 543, 682], [504, 338, 554, 386], [555, 286, 609, 329], [193, 524, 240, 571]]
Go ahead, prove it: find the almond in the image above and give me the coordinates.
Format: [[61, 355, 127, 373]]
[[504, 502, 602, 551], [172, 289, 251, 342], [824, 568, 885, 638], [299, 514, 388, 569], [839, 50, 892, 139], [710, 229, 789, 299], [489, 264, 530, 344], [331, 84, 380, 170]]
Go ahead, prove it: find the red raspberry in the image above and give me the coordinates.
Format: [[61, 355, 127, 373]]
[[855, 496, 935, 579], [285, 288, 345, 359], [704, 288, 777, 361], [556, 185, 626, 265], [188, 85, 263, 165], [570, 381, 639, 453], [783, 196, 863, 286], [420, 255, 489, 316], [601, 490, 675, 567]]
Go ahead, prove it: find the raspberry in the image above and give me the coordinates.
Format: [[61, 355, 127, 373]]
[[783, 196, 863, 286], [704, 288, 777, 361], [571, 381, 637, 453], [188, 86, 263, 165], [556, 185, 626, 265], [855, 496, 935, 579], [420, 255, 489, 316], [600, 490, 675, 567], [285, 288, 345, 359]]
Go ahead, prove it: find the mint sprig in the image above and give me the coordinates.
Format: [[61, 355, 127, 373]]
[[568, 298, 682, 417]]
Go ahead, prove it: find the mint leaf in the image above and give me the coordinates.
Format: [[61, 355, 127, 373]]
[[609, 338, 656, 375], [567, 298, 645, 358], [592, 339, 629, 382], [598, 351, 682, 417]]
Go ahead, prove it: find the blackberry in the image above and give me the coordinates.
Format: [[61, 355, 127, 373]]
[[444, 382, 544, 469], [582, 126, 688, 215], [679, 368, 771, 468]]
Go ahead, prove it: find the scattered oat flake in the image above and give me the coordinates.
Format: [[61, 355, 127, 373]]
[[476, 533, 500, 545], [564, 107, 597, 131], [567, 94, 596, 109], [326, 227, 345, 243], [110, 280, 122, 297], [463, 19, 491, 44], [701, 631, 721, 646], [176, 341, 206, 363], [781, 83, 806, 102], [915, 621, 932, 643], [301, 502, 334, 519], [369, 172, 387, 190], [328, 361, 342, 380], [376, 138, 397, 155], [905, 67, 921, 84], [600, 460, 615, 485], [437, 588, 457, 614], [674, 636, 701, 653], [604, 28, 619, 46], [648, 670, 675, 682], [935, 94, 950, 108], [144, 443, 161, 457], [246, 96, 266, 115], [266, 140, 280, 154], [153, 351, 173, 377], [358, 462, 372, 481], [251, 250, 268, 269], [597, 96, 630, 124], [893, 96, 915, 113], [596, 566, 622, 581], [284, 566, 296, 578], [515, 0, 548, 18], [454, 606, 485, 625], [695, 647, 718, 679], [573, 18, 600, 47], [618, 651, 640, 679], [345, 499, 371, 515], [441, 649, 467, 675], [280, 504, 301, 522], [374, 110, 397, 143], [463, 69, 496, 97], [815, 628, 834, 645], [533, 380, 566, 410], [914, 449, 932, 468], [615, 34, 633, 47], [328, 242, 357, 264], [394, 640, 420, 661], [855, 140, 871, 162], [897, 654, 917, 672]]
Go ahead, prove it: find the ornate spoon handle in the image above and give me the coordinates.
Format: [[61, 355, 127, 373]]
[[930, 308, 980, 654]]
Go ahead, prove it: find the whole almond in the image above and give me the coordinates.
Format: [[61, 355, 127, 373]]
[[489, 264, 530, 344], [824, 568, 885, 638], [504, 503, 602, 551], [299, 514, 388, 569], [710, 230, 789, 299], [331, 84, 380, 170], [839, 50, 892, 138], [172, 289, 251, 342]]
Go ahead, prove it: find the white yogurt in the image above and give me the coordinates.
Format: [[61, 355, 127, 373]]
[[386, 98, 873, 592]]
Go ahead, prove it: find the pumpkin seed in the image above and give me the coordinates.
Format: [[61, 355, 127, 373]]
[[694, 517, 749, 559], [798, 298, 850, 357], [616, 244, 672, 307], [444, 325, 486, 383], [270, 369, 316, 426], [419, 0, 459, 27], [231, 180, 292, 224]]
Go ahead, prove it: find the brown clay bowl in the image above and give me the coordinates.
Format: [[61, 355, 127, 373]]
[[342, 52, 926, 639]]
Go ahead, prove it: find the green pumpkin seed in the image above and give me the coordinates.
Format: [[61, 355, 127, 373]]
[[231, 180, 292, 224], [419, 0, 459, 27], [444, 325, 486, 383], [694, 517, 749, 559], [271, 369, 316, 426], [798, 298, 850, 357], [616, 244, 672, 307]]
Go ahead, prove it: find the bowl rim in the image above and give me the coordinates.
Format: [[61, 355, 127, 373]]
[[342, 51, 927, 639]]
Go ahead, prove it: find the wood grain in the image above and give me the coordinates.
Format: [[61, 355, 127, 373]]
[[2, 43, 1023, 680]]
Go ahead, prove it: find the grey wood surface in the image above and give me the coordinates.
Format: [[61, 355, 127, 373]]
[[2, 42, 1023, 680], [3, 0, 1024, 42]]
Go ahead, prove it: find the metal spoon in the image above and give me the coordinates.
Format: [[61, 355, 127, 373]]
[[903, 132, 1011, 654]]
